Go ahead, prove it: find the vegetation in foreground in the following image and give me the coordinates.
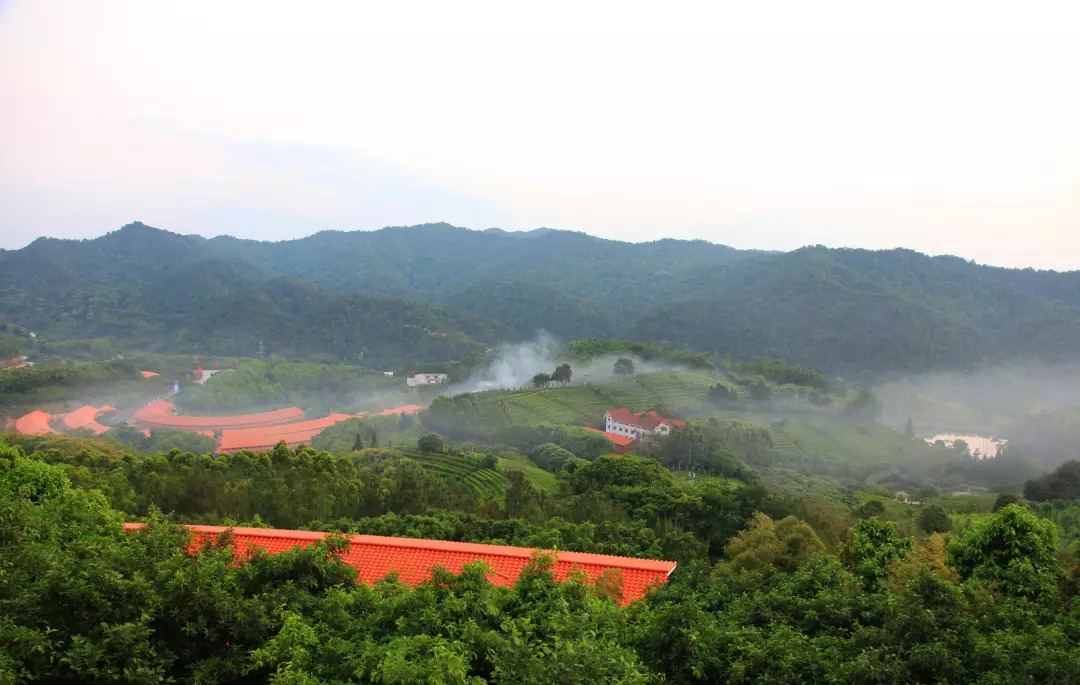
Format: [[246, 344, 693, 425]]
[[3, 430, 1080, 683]]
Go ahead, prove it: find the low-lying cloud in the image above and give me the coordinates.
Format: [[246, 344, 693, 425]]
[[447, 332, 693, 395]]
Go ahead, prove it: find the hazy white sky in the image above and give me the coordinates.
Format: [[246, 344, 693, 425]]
[[2, 0, 1079, 268]]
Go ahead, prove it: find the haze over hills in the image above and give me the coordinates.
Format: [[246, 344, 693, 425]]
[[3, 221, 1080, 374]]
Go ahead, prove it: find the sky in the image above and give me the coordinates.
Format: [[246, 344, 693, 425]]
[[2, 0, 1079, 269]]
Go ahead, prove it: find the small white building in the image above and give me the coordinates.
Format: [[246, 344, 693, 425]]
[[407, 373, 448, 387], [604, 408, 686, 440]]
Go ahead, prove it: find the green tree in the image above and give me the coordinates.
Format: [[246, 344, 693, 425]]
[[856, 499, 886, 519], [718, 512, 826, 574], [532, 372, 551, 388], [917, 504, 952, 533], [707, 383, 738, 406], [842, 517, 913, 587], [531, 442, 576, 472], [613, 358, 635, 377], [1024, 460, 1080, 501], [915, 485, 939, 502], [992, 493, 1020, 512], [904, 417, 915, 439], [417, 433, 445, 453], [947, 504, 1062, 598], [844, 388, 882, 420], [551, 363, 573, 386], [750, 379, 771, 401]]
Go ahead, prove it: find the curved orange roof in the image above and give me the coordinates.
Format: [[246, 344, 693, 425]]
[[14, 410, 59, 436], [371, 404, 424, 417], [218, 413, 355, 452], [133, 400, 304, 431], [123, 523, 676, 604], [62, 405, 112, 436]]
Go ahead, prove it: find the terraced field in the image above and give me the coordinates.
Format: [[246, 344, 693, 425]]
[[396, 448, 509, 501], [471, 370, 718, 429], [393, 447, 563, 500]]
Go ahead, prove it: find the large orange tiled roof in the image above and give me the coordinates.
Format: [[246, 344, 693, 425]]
[[133, 400, 304, 432], [123, 523, 675, 604], [218, 413, 358, 452], [61, 405, 114, 436], [371, 404, 424, 417], [13, 410, 59, 436]]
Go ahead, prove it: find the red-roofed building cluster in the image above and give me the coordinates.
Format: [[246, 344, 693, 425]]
[[604, 408, 685, 440], [123, 523, 676, 604]]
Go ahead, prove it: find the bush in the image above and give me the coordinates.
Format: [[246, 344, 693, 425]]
[[417, 433, 445, 453], [917, 504, 952, 533]]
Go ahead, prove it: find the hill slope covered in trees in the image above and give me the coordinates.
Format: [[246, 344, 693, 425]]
[[4, 222, 1080, 375]]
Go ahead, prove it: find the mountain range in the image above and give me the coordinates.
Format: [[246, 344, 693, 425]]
[[3, 221, 1079, 376]]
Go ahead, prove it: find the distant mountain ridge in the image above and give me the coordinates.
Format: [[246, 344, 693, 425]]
[[2, 221, 1079, 375]]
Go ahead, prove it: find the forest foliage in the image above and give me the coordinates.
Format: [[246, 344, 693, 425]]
[[2, 435, 1079, 683], [5, 222, 1080, 374]]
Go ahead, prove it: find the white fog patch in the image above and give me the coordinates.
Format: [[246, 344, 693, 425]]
[[447, 332, 697, 394]]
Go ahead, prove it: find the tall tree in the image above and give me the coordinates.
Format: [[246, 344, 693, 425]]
[[613, 358, 635, 377], [552, 363, 573, 386]]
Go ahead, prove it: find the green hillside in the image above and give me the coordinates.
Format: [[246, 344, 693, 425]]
[[443, 369, 949, 485], [742, 415, 953, 481], [6, 222, 1080, 377], [467, 370, 720, 429]]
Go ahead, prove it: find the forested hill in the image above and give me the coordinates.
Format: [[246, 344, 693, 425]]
[[4, 221, 1080, 375]]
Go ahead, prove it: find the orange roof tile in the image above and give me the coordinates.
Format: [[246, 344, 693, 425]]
[[13, 410, 59, 436], [371, 404, 424, 417], [133, 401, 304, 432], [606, 408, 685, 431], [583, 426, 635, 446], [123, 523, 675, 604], [218, 413, 355, 452], [61, 405, 111, 436]]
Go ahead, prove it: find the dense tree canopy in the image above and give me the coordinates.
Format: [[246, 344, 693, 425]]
[[2, 433, 1080, 682], [9, 223, 1080, 375]]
